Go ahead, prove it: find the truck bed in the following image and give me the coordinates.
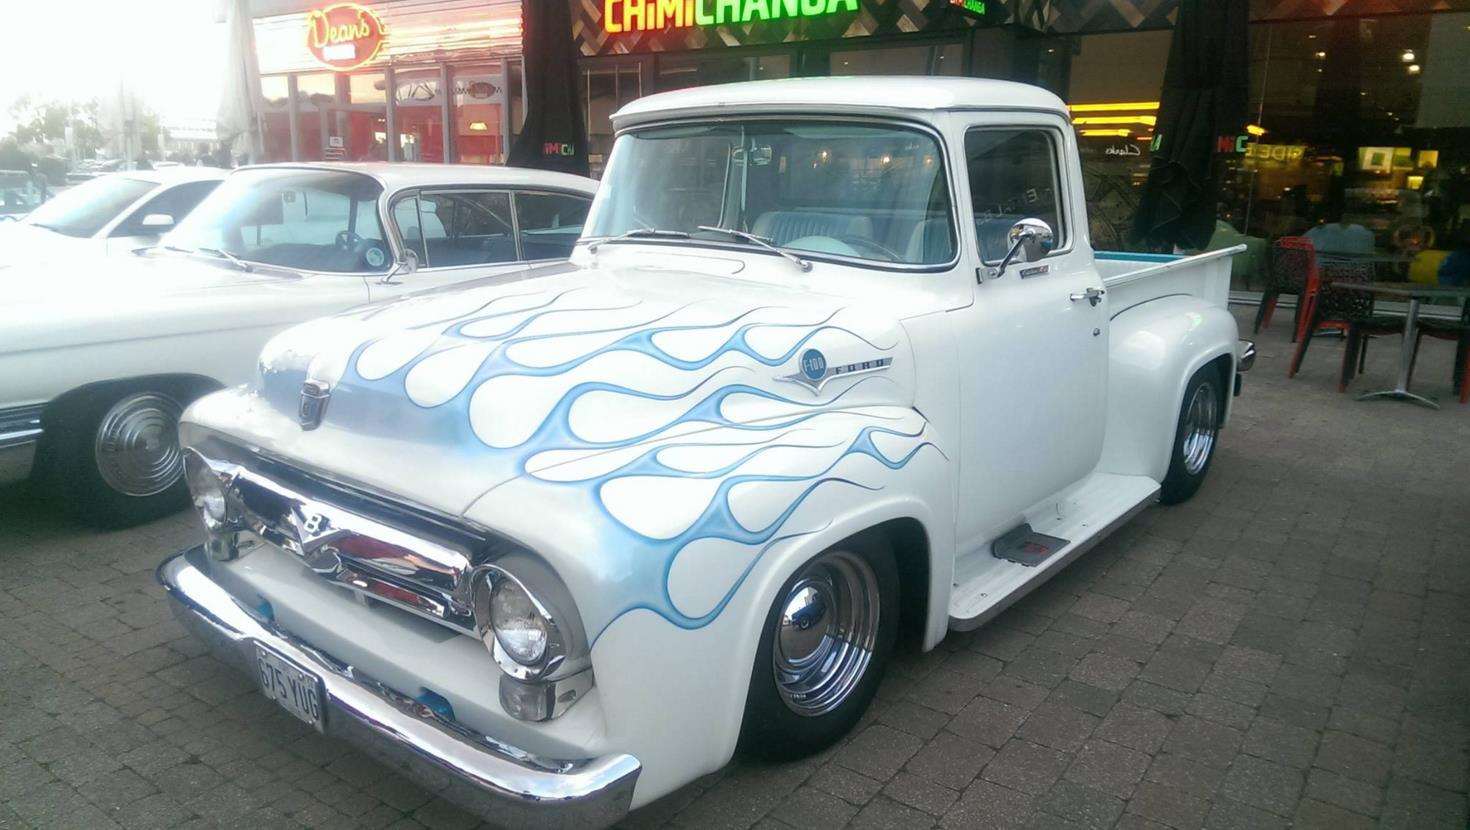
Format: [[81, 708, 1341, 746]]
[[1095, 246, 1244, 316]]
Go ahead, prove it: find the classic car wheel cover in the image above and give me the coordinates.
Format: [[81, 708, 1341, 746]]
[[1180, 382, 1219, 477], [94, 392, 185, 497], [772, 549, 879, 717]]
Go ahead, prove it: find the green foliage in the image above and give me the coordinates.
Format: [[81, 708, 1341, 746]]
[[5, 96, 105, 156]]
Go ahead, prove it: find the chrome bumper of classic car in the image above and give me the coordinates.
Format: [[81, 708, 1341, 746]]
[[0, 405, 44, 486], [157, 546, 640, 829], [1234, 340, 1256, 396]]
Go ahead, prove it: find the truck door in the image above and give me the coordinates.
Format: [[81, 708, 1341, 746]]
[[950, 122, 1109, 552]]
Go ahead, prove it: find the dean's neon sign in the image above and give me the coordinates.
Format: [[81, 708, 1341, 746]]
[[603, 0, 859, 34], [306, 3, 388, 70]]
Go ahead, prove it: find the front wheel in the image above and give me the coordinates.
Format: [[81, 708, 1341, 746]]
[[1159, 367, 1223, 505], [53, 388, 190, 527], [737, 535, 898, 761]]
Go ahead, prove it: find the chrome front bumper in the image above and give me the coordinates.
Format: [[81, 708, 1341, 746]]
[[157, 546, 640, 829], [0, 405, 43, 486]]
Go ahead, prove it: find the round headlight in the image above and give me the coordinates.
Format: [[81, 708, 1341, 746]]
[[490, 578, 549, 666], [184, 452, 226, 523]]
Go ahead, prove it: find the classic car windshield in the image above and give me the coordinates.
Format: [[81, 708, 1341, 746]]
[[586, 120, 956, 266], [165, 169, 389, 273], [24, 175, 153, 237]]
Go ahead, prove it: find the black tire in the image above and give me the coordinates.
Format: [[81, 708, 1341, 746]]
[[1159, 366, 1224, 505], [50, 385, 193, 528], [737, 533, 899, 761]]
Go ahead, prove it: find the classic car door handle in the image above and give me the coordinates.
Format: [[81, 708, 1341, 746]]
[[1070, 287, 1106, 307]]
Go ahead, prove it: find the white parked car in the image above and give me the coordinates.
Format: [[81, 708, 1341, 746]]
[[159, 79, 1251, 826], [0, 163, 597, 524], [0, 167, 227, 266]]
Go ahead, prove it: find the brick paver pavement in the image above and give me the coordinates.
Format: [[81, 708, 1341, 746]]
[[2, 307, 1467, 829]]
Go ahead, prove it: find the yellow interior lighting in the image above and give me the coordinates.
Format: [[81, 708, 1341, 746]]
[[1069, 101, 1161, 113], [1073, 115, 1158, 127], [1246, 124, 1267, 137], [1079, 129, 1132, 137]]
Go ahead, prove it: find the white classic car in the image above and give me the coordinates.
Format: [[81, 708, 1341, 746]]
[[159, 79, 1252, 827], [0, 163, 597, 524], [0, 167, 227, 266]]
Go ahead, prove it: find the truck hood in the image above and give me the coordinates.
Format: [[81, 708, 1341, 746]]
[[188, 259, 919, 519]]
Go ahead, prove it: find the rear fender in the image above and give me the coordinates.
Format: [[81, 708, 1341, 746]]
[[1101, 296, 1238, 481]]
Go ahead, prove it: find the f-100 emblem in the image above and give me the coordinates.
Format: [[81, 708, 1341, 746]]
[[778, 348, 893, 393], [298, 380, 331, 430]]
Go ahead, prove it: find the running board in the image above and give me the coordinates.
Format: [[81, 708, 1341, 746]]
[[949, 473, 1159, 632]]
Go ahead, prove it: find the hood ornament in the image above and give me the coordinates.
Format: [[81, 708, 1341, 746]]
[[298, 380, 331, 430], [778, 348, 893, 393]]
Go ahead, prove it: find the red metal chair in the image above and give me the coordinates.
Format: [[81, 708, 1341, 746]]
[[1255, 237, 1315, 341]]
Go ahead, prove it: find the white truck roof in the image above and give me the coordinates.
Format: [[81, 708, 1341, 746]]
[[613, 76, 1071, 129]]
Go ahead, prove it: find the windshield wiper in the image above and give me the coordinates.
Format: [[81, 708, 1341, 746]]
[[195, 246, 253, 272], [587, 227, 691, 253], [697, 226, 811, 272]]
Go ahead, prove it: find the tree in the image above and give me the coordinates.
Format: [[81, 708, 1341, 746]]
[[6, 96, 105, 157]]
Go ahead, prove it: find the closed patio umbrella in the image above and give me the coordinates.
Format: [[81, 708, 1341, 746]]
[[217, 0, 263, 165], [1131, 0, 1249, 251], [507, 0, 588, 176]]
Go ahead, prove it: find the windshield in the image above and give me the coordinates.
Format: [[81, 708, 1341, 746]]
[[24, 175, 153, 237], [165, 169, 389, 273], [586, 120, 955, 266]]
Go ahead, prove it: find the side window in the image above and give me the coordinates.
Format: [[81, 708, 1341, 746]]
[[515, 192, 591, 260], [112, 180, 220, 236], [964, 129, 1066, 263], [392, 196, 427, 265], [418, 191, 517, 267]]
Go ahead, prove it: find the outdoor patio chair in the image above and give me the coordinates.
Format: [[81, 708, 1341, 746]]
[[1408, 300, 1470, 405], [1288, 259, 1402, 391], [1255, 237, 1314, 340]]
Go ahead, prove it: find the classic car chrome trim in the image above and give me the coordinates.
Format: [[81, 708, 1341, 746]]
[[188, 448, 484, 633], [0, 404, 44, 486], [1237, 340, 1256, 373], [158, 547, 640, 829]]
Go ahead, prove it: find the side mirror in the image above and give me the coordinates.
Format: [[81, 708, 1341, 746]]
[[985, 218, 1055, 282], [380, 249, 418, 284], [140, 213, 176, 230]]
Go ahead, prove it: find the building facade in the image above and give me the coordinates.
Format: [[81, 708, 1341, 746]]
[[249, 0, 525, 166], [570, 0, 1470, 265]]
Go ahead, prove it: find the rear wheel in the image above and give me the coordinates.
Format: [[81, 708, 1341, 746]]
[[1159, 367, 1223, 505], [53, 387, 191, 527], [737, 534, 898, 760]]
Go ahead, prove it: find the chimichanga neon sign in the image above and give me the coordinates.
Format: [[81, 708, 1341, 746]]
[[603, 0, 859, 34]]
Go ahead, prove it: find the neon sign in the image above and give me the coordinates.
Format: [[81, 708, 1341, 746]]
[[305, 3, 387, 71], [603, 0, 859, 34], [949, 0, 988, 17]]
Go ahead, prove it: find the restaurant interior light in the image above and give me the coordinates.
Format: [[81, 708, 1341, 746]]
[[1074, 115, 1158, 126], [1401, 49, 1416, 62], [1246, 124, 1267, 137], [469, 121, 489, 131], [1069, 101, 1160, 113], [1408, 64, 1421, 74], [1079, 129, 1131, 137]]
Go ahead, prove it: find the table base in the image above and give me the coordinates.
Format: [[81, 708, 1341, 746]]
[[1355, 388, 1440, 410]]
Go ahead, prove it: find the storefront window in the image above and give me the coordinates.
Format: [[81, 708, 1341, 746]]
[[453, 65, 510, 165], [829, 42, 963, 76], [260, 75, 292, 163], [583, 63, 644, 177], [396, 70, 446, 163], [657, 53, 791, 91]]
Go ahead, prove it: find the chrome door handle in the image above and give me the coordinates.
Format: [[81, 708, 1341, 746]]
[[1070, 287, 1106, 307]]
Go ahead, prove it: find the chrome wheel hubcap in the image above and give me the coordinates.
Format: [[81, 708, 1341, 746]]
[[1180, 383, 1219, 476], [94, 393, 184, 497], [772, 550, 879, 717]]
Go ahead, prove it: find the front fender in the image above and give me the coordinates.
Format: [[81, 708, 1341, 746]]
[[484, 406, 953, 807], [1101, 295, 1239, 482]]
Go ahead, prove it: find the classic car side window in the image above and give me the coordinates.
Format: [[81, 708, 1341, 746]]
[[515, 192, 591, 261], [417, 191, 517, 267], [964, 129, 1067, 263], [111, 180, 220, 236], [392, 196, 428, 264]]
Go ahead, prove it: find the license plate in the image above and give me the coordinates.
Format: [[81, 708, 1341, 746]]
[[255, 644, 325, 731]]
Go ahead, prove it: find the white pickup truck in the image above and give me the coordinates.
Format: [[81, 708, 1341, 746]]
[[159, 78, 1251, 827]]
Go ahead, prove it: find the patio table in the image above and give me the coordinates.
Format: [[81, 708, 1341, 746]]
[[1332, 281, 1470, 409]]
